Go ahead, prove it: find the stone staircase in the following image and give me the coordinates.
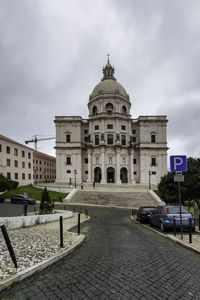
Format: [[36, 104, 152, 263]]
[[67, 190, 158, 208]]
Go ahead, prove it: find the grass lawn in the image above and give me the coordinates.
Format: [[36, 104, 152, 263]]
[[2, 185, 68, 202]]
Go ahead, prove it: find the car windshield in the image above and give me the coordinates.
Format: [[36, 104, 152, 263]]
[[142, 207, 155, 212], [167, 206, 188, 214]]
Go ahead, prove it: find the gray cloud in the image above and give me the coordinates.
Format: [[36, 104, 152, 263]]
[[0, 0, 200, 157]]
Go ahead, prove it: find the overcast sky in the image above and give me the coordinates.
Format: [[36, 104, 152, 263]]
[[0, 0, 200, 161]]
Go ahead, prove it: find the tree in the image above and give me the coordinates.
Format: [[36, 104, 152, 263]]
[[0, 174, 19, 192], [39, 187, 54, 214], [158, 157, 200, 207]]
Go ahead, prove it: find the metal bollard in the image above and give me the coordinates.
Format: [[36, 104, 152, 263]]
[[199, 215, 200, 231], [73, 206, 75, 213], [1, 225, 18, 268], [78, 212, 81, 235], [173, 217, 176, 236], [60, 216, 64, 248], [24, 201, 28, 216], [85, 208, 88, 218], [131, 209, 134, 217], [189, 218, 192, 244]]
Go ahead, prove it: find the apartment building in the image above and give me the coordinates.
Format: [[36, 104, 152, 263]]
[[33, 150, 56, 183]]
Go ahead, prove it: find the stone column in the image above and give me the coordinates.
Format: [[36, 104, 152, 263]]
[[101, 147, 106, 183], [87, 149, 92, 183], [130, 149, 135, 184], [116, 148, 121, 184]]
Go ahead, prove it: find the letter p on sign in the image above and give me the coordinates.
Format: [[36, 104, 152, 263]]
[[170, 155, 187, 172]]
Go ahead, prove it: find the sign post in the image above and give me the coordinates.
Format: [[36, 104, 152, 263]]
[[170, 155, 187, 240]]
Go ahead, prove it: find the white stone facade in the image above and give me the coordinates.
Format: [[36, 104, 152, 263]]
[[55, 60, 168, 187]]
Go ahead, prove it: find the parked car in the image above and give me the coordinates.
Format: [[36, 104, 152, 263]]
[[136, 206, 156, 223], [0, 195, 5, 203], [150, 205, 195, 232], [10, 194, 36, 205]]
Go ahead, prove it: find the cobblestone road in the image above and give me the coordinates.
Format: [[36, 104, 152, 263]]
[[1, 207, 200, 299]]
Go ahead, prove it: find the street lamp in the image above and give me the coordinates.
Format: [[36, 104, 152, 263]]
[[74, 169, 77, 188], [148, 170, 151, 190]]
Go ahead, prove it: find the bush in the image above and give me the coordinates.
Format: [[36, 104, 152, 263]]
[[0, 174, 19, 192], [39, 187, 54, 214]]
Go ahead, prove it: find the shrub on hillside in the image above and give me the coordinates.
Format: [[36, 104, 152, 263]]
[[0, 174, 19, 192]]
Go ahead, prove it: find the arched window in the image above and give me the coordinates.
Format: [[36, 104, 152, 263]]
[[92, 106, 98, 115], [105, 103, 113, 114], [122, 105, 127, 114]]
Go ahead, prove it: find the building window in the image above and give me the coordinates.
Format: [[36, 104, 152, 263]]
[[66, 170, 71, 173], [0, 144, 2, 152], [121, 135, 126, 145], [14, 148, 18, 156], [85, 158, 88, 164], [151, 134, 156, 143], [14, 160, 18, 167], [132, 137, 136, 143], [28, 152, 31, 159], [28, 162, 31, 169], [151, 157, 157, 166], [7, 172, 11, 180], [66, 157, 71, 165], [66, 134, 71, 142], [121, 125, 126, 130], [85, 171, 88, 174], [105, 103, 113, 114], [152, 171, 156, 175], [107, 124, 113, 129], [15, 173, 18, 180], [84, 129, 88, 134], [22, 161, 25, 168], [22, 150, 25, 157], [122, 106, 127, 114], [84, 137, 88, 143], [92, 106, 98, 115], [29, 174, 31, 180], [133, 159, 137, 164], [6, 146, 10, 154], [134, 171, 137, 175], [94, 125, 99, 131], [7, 159, 10, 167], [22, 173, 25, 180], [107, 134, 113, 145], [95, 135, 99, 145], [132, 129, 136, 134]]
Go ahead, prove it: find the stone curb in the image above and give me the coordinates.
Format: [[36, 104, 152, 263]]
[[131, 216, 200, 255], [0, 234, 85, 293]]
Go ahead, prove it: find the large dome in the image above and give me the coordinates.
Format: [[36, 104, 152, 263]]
[[91, 79, 128, 99], [89, 60, 129, 101]]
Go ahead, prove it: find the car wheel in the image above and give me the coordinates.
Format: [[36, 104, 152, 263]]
[[160, 222, 165, 232]]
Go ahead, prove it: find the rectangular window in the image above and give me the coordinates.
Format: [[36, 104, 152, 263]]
[[40, 160, 42, 165], [85, 171, 88, 174], [28, 162, 31, 169], [0, 144, 2, 152], [22, 150, 25, 157], [107, 134, 113, 145], [151, 157, 156, 166], [14, 148, 18, 156], [6, 146, 10, 154], [22, 173, 25, 180], [22, 161, 25, 168], [28, 152, 31, 159], [121, 125, 126, 130], [84, 129, 88, 134], [134, 171, 137, 175], [152, 171, 156, 175], [7, 172, 11, 180], [66, 170, 71, 173], [15, 173, 18, 180], [94, 125, 99, 131], [95, 135, 99, 145], [133, 159, 137, 164], [132, 137, 136, 143], [121, 135, 126, 146], [66, 134, 71, 142], [66, 157, 71, 165], [7, 159, 11, 166], [151, 134, 156, 143], [132, 129, 136, 134], [84, 137, 88, 142], [29, 174, 31, 179], [107, 124, 113, 129], [85, 158, 88, 164], [14, 160, 18, 167]]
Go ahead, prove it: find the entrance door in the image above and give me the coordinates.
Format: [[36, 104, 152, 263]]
[[120, 167, 128, 183], [94, 167, 102, 182], [107, 167, 115, 183]]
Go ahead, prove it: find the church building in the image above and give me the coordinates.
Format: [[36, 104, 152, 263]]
[[55, 59, 168, 186]]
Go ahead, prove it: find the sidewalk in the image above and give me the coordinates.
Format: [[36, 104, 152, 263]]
[[0, 212, 88, 292]]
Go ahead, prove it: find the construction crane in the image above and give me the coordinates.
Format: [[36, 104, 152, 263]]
[[25, 135, 55, 150]]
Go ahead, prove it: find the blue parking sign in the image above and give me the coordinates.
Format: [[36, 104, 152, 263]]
[[170, 155, 187, 172]]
